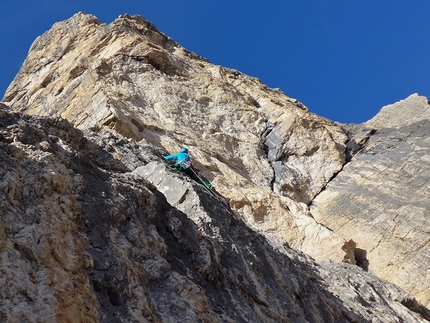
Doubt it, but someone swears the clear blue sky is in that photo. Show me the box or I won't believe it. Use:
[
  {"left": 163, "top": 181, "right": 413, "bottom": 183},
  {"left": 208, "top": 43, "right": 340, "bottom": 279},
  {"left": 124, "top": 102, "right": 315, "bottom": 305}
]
[{"left": 1, "top": 1, "right": 429, "bottom": 123}]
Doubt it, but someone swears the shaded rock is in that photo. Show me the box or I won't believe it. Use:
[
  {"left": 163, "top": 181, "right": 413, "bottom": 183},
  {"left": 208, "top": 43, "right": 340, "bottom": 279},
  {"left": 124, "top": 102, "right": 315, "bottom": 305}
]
[
  {"left": 2, "top": 12, "right": 350, "bottom": 262},
  {"left": 1, "top": 105, "right": 430, "bottom": 322},
  {"left": 2, "top": 10, "right": 430, "bottom": 321}
]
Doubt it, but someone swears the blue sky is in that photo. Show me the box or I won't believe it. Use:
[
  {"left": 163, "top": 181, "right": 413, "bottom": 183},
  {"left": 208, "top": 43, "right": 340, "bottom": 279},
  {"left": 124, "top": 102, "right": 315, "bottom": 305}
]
[{"left": 1, "top": 1, "right": 429, "bottom": 123}]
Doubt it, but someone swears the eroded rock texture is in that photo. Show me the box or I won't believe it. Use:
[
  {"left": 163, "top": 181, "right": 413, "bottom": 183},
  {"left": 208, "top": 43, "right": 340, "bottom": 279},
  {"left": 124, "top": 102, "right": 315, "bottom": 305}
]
[
  {"left": 1, "top": 104, "right": 429, "bottom": 322},
  {"left": 311, "top": 94, "right": 430, "bottom": 308},
  {"left": 3, "top": 13, "right": 351, "bottom": 264},
  {"left": 1, "top": 12, "right": 430, "bottom": 322}
]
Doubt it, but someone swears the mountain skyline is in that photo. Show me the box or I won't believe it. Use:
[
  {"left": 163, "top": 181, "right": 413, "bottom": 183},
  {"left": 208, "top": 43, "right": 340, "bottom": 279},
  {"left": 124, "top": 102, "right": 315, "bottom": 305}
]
[
  {"left": 1, "top": 11, "right": 430, "bottom": 321},
  {"left": 2, "top": 1, "right": 430, "bottom": 123}
]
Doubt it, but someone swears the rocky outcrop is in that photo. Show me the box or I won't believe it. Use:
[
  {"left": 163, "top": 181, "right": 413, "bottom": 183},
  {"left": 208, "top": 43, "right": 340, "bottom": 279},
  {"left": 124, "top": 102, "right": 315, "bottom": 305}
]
[
  {"left": 366, "top": 93, "right": 430, "bottom": 128},
  {"left": 311, "top": 93, "right": 430, "bottom": 308},
  {"left": 2, "top": 12, "right": 351, "bottom": 263},
  {"left": 1, "top": 103, "right": 430, "bottom": 322},
  {"left": 2, "top": 11, "right": 430, "bottom": 320}
]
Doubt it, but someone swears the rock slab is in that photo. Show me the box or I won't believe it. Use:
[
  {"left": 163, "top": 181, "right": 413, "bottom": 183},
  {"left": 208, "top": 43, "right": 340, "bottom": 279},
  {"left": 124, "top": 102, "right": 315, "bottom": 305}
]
[
  {"left": 2, "top": 12, "right": 351, "bottom": 263},
  {"left": 311, "top": 93, "right": 430, "bottom": 307},
  {"left": 1, "top": 104, "right": 430, "bottom": 322}
]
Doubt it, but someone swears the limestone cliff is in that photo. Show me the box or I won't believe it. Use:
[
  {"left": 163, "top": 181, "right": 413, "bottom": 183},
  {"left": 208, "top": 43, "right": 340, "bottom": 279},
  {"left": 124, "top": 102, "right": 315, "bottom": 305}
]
[
  {"left": 1, "top": 12, "right": 430, "bottom": 322},
  {"left": 311, "top": 93, "right": 430, "bottom": 308},
  {"left": 1, "top": 102, "right": 429, "bottom": 322},
  {"left": 3, "top": 12, "right": 350, "bottom": 265}
]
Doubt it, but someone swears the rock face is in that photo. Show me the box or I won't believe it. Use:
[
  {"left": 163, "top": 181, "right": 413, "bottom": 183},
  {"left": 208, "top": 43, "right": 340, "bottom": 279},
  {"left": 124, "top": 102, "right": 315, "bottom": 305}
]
[
  {"left": 3, "top": 12, "right": 351, "bottom": 264},
  {"left": 366, "top": 93, "right": 430, "bottom": 128},
  {"left": 311, "top": 93, "right": 430, "bottom": 308},
  {"left": 1, "top": 12, "right": 430, "bottom": 322},
  {"left": 1, "top": 103, "right": 430, "bottom": 322}
]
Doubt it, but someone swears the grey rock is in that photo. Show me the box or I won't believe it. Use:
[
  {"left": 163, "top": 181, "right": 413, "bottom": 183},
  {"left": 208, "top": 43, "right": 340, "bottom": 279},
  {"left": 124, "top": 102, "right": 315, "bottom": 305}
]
[
  {"left": 312, "top": 96, "right": 430, "bottom": 308},
  {"left": 1, "top": 12, "right": 350, "bottom": 264},
  {"left": 1, "top": 11, "right": 430, "bottom": 322},
  {"left": 1, "top": 104, "right": 430, "bottom": 322}
]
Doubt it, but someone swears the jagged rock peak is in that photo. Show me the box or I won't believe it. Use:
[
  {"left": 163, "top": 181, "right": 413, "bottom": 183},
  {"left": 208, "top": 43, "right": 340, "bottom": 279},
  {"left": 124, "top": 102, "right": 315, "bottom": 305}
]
[
  {"left": 3, "top": 11, "right": 430, "bottom": 319},
  {"left": 3, "top": 12, "right": 203, "bottom": 105},
  {"left": 366, "top": 93, "right": 430, "bottom": 128},
  {"left": 1, "top": 12, "right": 353, "bottom": 264}
]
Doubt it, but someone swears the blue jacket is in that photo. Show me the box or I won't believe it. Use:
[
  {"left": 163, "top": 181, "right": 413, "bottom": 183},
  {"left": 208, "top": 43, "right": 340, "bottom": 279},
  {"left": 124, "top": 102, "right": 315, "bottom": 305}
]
[{"left": 164, "top": 152, "right": 192, "bottom": 168}]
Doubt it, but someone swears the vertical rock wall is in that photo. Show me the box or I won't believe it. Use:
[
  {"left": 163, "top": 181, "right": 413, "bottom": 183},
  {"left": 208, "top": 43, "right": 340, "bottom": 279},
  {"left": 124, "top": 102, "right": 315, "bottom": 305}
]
[
  {"left": 311, "top": 94, "right": 430, "bottom": 307},
  {"left": 2, "top": 12, "right": 429, "bottom": 316},
  {"left": 1, "top": 104, "right": 429, "bottom": 322},
  {"left": 2, "top": 13, "right": 352, "bottom": 263}
]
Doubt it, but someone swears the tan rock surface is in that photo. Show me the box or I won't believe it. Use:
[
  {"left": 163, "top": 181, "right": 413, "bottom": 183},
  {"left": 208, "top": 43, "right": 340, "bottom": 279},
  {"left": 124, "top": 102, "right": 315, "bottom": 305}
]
[
  {"left": 2, "top": 103, "right": 430, "bottom": 322},
  {"left": 3, "top": 12, "right": 351, "bottom": 262},
  {"left": 3, "top": 11, "right": 430, "bottom": 316},
  {"left": 0, "top": 13, "right": 430, "bottom": 323},
  {"left": 311, "top": 94, "right": 430, "bottom": 307},
  {"left": 366, "top": 93, "right": 430, "bottom": 128}
]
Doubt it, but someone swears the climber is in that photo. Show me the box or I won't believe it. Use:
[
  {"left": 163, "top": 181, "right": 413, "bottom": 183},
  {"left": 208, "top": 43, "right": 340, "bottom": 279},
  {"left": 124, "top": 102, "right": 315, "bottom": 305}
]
[{"left": 164, "top": 147, "right": 211, "bottom": 189}]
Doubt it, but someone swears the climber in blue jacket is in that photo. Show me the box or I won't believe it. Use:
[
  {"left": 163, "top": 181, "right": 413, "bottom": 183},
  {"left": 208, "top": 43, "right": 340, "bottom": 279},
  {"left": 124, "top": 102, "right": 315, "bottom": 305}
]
[
  {"left": 164, "top": 147, "right": 193, "bottom": 170},
  {"left": 164, "top": 147, "right": 211, "bottom": 188}
]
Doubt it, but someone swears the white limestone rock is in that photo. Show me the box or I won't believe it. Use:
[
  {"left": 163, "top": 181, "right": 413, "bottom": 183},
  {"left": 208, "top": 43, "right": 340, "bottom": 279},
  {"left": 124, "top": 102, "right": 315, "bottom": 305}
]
[{"left": 2, "top": 13, "right": 350, "bottom": 263}]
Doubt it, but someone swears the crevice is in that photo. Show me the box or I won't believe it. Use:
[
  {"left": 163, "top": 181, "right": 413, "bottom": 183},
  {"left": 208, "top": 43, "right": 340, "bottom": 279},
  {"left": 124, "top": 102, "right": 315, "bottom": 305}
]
[
  {"left": 354, "top": 248, "right": 369, "bottom": 271},
  {"left": 244, "top": 94, "right": 260, "bottom": 108},
  {"left": 308, "top": 125, "right": 379, "bottom": 206},
  {"left": 307, "top": 161, "right": 347, "bottom": 207},
  {"left": 343, "top": 125, "right": 378, "bottom": 162},
  {"left": 121, "top": 51, "right": 184, "bottom": 76},
  {"left": 177, "top": 188, "right": 189, "bottom": 205},
  {"left": 260, "top": 121, "right": 276, "bottom": 191},
  {"left": 69, "top": 65, "right": 87, "bottom": 80},
  {"left": 260, "top": 122, "right": 274, "bottom": 158},
  {"left": 131, "top": 118, "right": 144, "bottom": 132}
]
